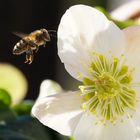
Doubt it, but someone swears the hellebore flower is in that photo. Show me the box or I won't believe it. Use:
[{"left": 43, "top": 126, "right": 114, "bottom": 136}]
[{"left": 32, "top": 5, "right": 140, "bottom": 140}]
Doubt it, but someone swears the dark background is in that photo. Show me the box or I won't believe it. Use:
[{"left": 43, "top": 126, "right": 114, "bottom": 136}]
[{"left": 0, "top": 0, "right": 108, "bottom": 100}]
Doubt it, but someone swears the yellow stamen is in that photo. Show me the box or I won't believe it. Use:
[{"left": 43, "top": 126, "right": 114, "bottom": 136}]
[{"left": 79, "top": 53, "right": 137, "bottom": 124}]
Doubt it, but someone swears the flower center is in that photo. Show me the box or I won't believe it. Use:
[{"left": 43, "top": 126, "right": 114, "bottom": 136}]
[{"left": 79, "top": 53, "right": 137, "bottom": 124}]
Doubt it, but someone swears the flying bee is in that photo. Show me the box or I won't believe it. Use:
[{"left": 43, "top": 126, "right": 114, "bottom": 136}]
[{"left": 13, "top": 28, "right": 55, "bottom": 64}]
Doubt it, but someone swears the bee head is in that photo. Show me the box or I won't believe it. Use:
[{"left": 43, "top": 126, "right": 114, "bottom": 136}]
[{"left": 40, "top": 29, "right": 51, "bottom": 42}]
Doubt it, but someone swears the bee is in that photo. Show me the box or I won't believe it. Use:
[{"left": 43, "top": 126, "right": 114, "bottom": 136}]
[{"left": 13, "top": 28, "right": 53, "bottom": 64}]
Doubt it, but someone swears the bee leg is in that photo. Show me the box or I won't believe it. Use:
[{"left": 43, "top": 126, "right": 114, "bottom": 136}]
[
  {"left": 43, "top": 43, "right": 46, "bottom": 48},
  {"left": 27, "top": 41, "right": 38, "bottom": 53},
  {"left": 25, "top": 49, "right": 34, "bottom": 64},
  {"left": 35, "top": 46, "right": 39, "bottom": 53}
]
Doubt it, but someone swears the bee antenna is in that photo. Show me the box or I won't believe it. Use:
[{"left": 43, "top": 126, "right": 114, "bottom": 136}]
[
  {"left": 48, "top": 30, "right": 56, "bottom": 33},
  {"left": 48, "top": 30, "right": 57, "bottom": 38},
  {"left": 49, "top": 33, "right": 57, "bottom": 38}
]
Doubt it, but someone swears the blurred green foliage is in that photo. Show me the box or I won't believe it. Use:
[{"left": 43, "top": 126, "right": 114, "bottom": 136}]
[
  {"left": 0, "top": 101, "right": 16, "bottom": 122},
  {"left": 13, "top": 100, "right": 34, "bottom": 116},
  {"left": 0, "top": 89, "right": 69, "bottom": 140},
  {"left": 0, "top": 89, "right": 11, "bottom": 106},
  {"left": 96, "top": 6, "right": 140, "bottom": 29}
]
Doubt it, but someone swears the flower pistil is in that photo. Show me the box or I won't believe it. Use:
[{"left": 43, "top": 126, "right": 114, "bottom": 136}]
[{"left": 79, "top": 53, "right": 137, "bottom": 124}]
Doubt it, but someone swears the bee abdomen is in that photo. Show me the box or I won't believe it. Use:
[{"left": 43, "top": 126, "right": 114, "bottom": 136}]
[{"left": 13, "top": 39, "right": 27, "bottom": 55}]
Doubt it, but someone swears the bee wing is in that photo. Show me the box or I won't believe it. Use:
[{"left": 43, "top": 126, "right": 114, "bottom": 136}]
[{"left": 13, "top": 31, "right": 28, "bottom": 38}]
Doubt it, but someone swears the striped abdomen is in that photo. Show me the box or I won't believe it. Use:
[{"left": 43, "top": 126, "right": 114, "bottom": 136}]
[{"left": 13, "top": 39, "right": 28, "bottom": 55}]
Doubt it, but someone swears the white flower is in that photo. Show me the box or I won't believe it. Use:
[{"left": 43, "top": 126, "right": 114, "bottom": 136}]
[
  {"left": 111, "top": 0, "right": 140, "bottom": 21},
  {"left": 32, "top": 5, "right": 140, "bottom": 140}
]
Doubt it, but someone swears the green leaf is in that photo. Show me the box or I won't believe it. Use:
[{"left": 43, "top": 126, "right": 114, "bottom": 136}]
[
  {"left": 0, "top": 115, "right": 69, "bottom": 140},
  {"left": 0, "top": 63, "right": 28, "bottom": 105},
  {"left": 0, "top": 116, "right": 50, "bottom": 140},
  {"left": 0, "top": 89, "right": 11, "bottom": 106},
  {"left": 0, "top": 89, "right": 16, "bottom": 122},
  {"left": 0, "top": 128, "right": 32, "bottom": 140},
  {"left": 12, "top": 100, "right": 34, "bottom": 116},
  {"left": 96, "top": 6, "right": 140, "bottom": 29},
  {"left": 0, "top": 101, "right": 16, "bottom": 122},
  {"left": 113, "top": 19, "right": 140, "bottom": 29},
  {"left": 96, "top": 6, "right": 111, "bottom": 19}
]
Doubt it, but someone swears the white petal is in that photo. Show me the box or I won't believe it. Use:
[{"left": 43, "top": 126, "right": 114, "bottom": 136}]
[
  {"left": 133, "top": 110, "right": 140, "bottom": 139},
  {"left": 58, "top": 5, "right": 125, "bottom": 81},
  {"left": 111, "top": 0, "right": 140, "bottom": 21},
  {"left": 38, "top": 80, "right": 63, "bottom": 99},
  {"left": 123, "top": 26, "right": 140, "bottom": 82},
  {"left": 32, "top": 91, "right": 83, "bottom": 135},
  {"left": 73, "top": 114, "right": 137, "bottom": 140}
]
